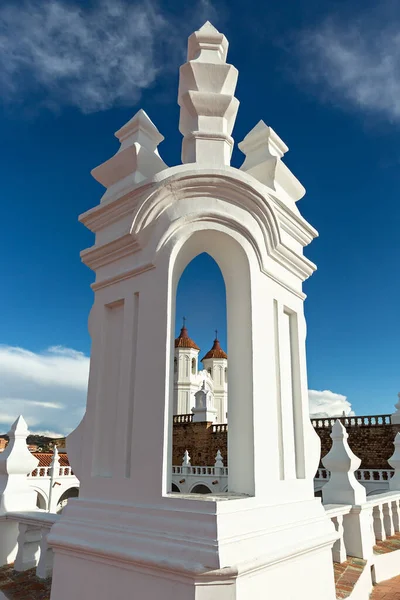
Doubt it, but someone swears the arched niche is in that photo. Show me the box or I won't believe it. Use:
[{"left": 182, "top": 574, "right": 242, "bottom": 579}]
[
  {"left": 56, "top": 487, "right": 79, "bottom": 514},
  {"left": 35, "top": 490, "right": 47, "bottom": 511},
  {"left": 190, "top": 484, "right": 212, "bottom": 494},
  {"left": 167, "top": 228, "right": 255, "bottom": 497}
]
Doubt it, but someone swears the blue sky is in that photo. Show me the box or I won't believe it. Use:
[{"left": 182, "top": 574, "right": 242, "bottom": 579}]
[{"left": 0, "top": 0, "right": 399, "bottom": 435}]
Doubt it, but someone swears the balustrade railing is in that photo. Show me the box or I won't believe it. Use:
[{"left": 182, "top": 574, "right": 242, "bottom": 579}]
[
  {"left": 173, "top": 414, "right": 193, "bottom": 424},
  {"left": 212, "top": 424, "right": 228, "bottom": 433},
  {"left": 324, "top": 504, "right": 352, "bottom": 563},
  {"left": 7, "top": 511, "right": 59, "bottom": 579},
  {"left": 316, "top": 468, "right": 394, "bottom": 482},
  {"left": 311, "top": 414, "right": 392, "bottom": 428},
  {"left": 173, "top": 465, "right": 228, "bottom": 476},
  {"left": 368, "top": 492, "right": 400, "bottom": 543},
  {"left": 29, "top": 466, "right": 73, "bottom": 478}
]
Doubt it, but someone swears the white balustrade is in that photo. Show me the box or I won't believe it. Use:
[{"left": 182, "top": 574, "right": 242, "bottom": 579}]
[
  {"left": 324, "top": 504, "right": 352, "bottom": 563},
  {"left": 172, "top": 465, "right": 229, "bottom": 477},
  {"left": 368, "top": 494, "right": 400, "bottom": 542},
  {"left": 28, "top": 465, "right": 74, "bottom": 478},
  {"left": 7, "top": 511, "right": 59, "bottom": 579}
]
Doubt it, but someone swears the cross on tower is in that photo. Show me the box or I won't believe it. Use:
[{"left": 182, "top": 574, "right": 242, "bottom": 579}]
[
  {"left": 215, "top": 329, "right": 218, "bottom": 340},
  {"left": 183, "top": 316, "right": 186, "bottom": 327}
]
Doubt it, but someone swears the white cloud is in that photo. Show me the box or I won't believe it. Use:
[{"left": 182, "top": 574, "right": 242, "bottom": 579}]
[
  {"left": 0, "top": 345, "right": 89, "bottom": 436},
  {"left": 309, "top": 389, "right": 354, "bottom": 418},
  {"left": 297, "top": 14, "right": 400, "bottom": 122},
  {"left": 0, "top": 0, "right": 217, "bottom": 113}
]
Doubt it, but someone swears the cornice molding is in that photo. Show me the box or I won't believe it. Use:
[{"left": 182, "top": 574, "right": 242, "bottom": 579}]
[
  {"left": 91, "top": 263, "right": 155, "bottom": 292},
  {"left": 81, "top": 234, "right": 141, "bottom": 270},
  {"left": 80, "top": 167, "right": 317, "bottom": 283}
]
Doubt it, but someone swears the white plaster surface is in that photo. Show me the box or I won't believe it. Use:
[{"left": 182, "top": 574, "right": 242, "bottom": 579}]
[{"left": 48, "top": 21, "right": 337, "bottom": 600}]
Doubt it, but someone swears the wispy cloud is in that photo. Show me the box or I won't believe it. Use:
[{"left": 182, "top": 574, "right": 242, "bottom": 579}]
[
  {"left": 0, "top": 0, "right": 217, "bottom": 114},
  {"left": 0, "top": 345, "right": 89, "bottom": 436},
  {"left": 297, "top": 12, "right": 400, "bottom": 122},
  {"left": 309, "top": 389, "right": 354, "bottom": 418}
]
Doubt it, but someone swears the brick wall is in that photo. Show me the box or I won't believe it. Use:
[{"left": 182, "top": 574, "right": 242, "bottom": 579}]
[
  {"left": 173, "top": 421, "right": 227, "bottom": 466},
  {"left": 173, "top": 420, "right": 400, "bottom": 469},
  {"left": 317, "top": 423, "right": 400, "bottom": 469}
]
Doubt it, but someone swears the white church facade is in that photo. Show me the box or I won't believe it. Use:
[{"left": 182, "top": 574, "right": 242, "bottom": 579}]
[{"left": 174, "top": 322, "right": 228, "bottom": 423}]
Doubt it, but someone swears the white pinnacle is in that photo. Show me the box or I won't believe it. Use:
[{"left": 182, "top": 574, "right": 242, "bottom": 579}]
[{"left": 178, "top": 22, "right": 239, "bottom": 167}]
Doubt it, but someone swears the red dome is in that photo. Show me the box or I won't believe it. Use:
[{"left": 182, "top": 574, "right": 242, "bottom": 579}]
[
  {"left": 201, "top": 338, "right": 227, "bottom": 361},
  {"left": 175, "top": 326, "right": 200, "bottom": 350}
]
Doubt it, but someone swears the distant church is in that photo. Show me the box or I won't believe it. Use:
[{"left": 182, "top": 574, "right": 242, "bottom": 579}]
[{"left": 174, "top": 321, "right": 228, "bottom": 423}]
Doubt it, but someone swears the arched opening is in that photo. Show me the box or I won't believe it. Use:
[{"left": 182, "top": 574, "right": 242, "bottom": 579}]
[
  {"left": 172, "top": 252, "right": 227, "bottom": 495},
  {"left": 171, "top": 483, "right": 180, "bottom": 492},
  {"left": 36, "top": 491, "right": 47, "bottom": 510},
  {"left": 191, "top": 484, "right": 212, "bottom": 494},
  {"left": 56, "top": 487, "right": 79, "bottom": 514},
  {"left": 168, "top": 229, "right": 254, "bottom": 498}
]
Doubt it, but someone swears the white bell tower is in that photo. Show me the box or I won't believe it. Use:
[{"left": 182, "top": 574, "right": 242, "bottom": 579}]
[
  {"left": 174, "top": 319, "right": 200, "bottom": 414},
  {"left": 49, "top": 21, "right": 336, "bottom": 600},
  {"left": 201, "top": 333, "right": 228, "bottom": 423}
]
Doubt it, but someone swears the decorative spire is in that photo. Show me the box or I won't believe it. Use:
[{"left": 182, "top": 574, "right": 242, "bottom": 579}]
[
  {"left": 178, "top": 22, "right": 239, "bottom": 167},
  {"left": 214, "top": 450, "right": 224, "bottom": 468},
  {"left": 321, "top": 420, "right": 366, "bottom": 505},
  {"left": 91, "top": 109, "right": 168, "bottom": 194},
  {"left": 0, "top": 416, "right": 39, "bottom": 514},
  {"left": 238, "top": 120, "right": 305, "bottom": 202},
  {"left": 182, "top": 450, "right": 191, "bottom": 467}
]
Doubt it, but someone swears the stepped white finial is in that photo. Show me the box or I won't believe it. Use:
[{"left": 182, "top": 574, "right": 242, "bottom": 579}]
[
  {"left": 178, "top": 22, "right": 239, "bottom": 167},
  {"left": 182, "top": 450, "right": 191, "bottom": 467},
  {"left": 239, "top": 120, "right": 305, "bottom": 202},
  {"left": 91, "top": 109, "right": 167, "bottom": 196},
  {"left": 0, "top": 416, "right": 39, "bottom": 514},
  {"left": 214, "top": 449, "right": 224, "bottom": 468},
  {"left": 50, "top": 444, "right": 60, "bottom": 468},
  {"left": 321, "top": 420, "right": 366, "bottom": 505},
  {"left": 392, "top": 392, "right": 400, "bottom": 424}
]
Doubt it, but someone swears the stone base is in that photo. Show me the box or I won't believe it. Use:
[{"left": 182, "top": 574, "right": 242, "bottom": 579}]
[
  {"left": 50, "top": 545, "right": 335, "bottom": 600},
  {"left": 48, "top": 494, "right": 337, "bottom": 600}
]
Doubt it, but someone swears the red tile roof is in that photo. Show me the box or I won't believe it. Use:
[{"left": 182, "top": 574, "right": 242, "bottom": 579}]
[
  {"left": 175, "top": 326, "right": 200, "bottom": 350},
  {"left": 32, "top": 452, "right": 70, "bottom": 467},
  {"left": 201, "top": 338, "right": 227, "bottom": 361}
]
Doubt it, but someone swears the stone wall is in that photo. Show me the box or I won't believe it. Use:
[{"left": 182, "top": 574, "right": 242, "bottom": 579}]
[
  {"left": 172, "top": 421, "right": 227, "bottom": 466},
  {"left": 316, "top": 423, "right": 400, "bottom": 469},
  {"left": 172, "top": 420, "right": 400, "bottom": 469}
]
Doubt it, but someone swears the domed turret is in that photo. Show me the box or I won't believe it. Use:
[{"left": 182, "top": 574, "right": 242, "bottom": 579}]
[
  {"left": 173, "top": 319, "right": 200, "bottom": 415},
  {"left": 201, "top": 332, "right": 228, "bottom": 423}
]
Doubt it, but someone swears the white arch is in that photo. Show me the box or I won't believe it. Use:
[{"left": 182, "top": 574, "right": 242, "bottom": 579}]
[
  {"left": 189, "top": 482, "right": 212, "bottom": 494},
  {"left": 167, "top": 228, "right": 255, "bottom": 496},
  {"left": 33, "top": 488, "right": 48, "bottom": 510}
]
